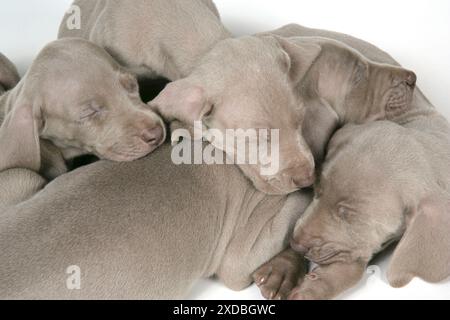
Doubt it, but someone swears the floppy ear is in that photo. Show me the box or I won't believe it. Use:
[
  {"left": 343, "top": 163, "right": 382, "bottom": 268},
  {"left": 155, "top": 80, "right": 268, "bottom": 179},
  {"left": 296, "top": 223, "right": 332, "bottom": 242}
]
[
  {"left": 272, "top": 36, "right": 322, "bottom": 85},
  {"left": 148, "top": 80, "right": 212, "bottom": 125},
  {"left": 387, "top": 197, "right": 450, "bottom": 288},
  {"left": 0, "top": 101, "right": 41, "bottom": 172}
]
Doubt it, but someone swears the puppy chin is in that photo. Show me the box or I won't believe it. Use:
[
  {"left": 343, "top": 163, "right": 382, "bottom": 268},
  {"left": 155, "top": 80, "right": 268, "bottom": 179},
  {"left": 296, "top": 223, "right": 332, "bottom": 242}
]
[
  {"left": 98, "top": 144, "right": 157, "bottom": 162},
  {"left": 251, "top": 175, "right": 299, "bottom": 195}
]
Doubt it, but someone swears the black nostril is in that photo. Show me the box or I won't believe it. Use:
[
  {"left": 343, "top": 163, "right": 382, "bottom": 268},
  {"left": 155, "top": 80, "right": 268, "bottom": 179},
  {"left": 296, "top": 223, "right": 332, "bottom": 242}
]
[
  {"left": 141, "top": 126, "right": 164, "bottom": 145},
  {"left": 290, "top": 238, "right": 308, "bottom": 254}
]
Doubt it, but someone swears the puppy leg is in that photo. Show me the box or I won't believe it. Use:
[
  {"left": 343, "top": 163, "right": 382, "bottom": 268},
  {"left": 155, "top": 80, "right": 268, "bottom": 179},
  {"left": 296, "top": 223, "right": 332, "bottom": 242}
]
[
  {"left": 253, "top": 248, "right": 307, "bottom": 300},
  {"left": 289, "top": 262, "right": 366, "bottom": 300},
  {"left": 0, "top": 169, "right": 46, "bottom": 210}
]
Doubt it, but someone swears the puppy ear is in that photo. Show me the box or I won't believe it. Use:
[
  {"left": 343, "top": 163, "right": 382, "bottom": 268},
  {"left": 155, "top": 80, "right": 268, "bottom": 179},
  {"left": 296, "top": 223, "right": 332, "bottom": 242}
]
[
  {"left": 148, "top": 80, "right": 212, "bottom": 125},
  {"left": 0, "top": 100, "right": 42, "bottom": 172},
  {"left": 272, "top": 36, "right": 322, "bottom": 84},
  {"left": 387, "top": 198, "right": 450, "bottom": 288}
]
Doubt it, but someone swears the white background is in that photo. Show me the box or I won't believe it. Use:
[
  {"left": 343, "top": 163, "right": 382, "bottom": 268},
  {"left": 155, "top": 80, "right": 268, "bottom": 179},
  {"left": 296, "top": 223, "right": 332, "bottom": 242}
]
[{"left": 1, "top": 0, "right": 449, "bottom": 300}]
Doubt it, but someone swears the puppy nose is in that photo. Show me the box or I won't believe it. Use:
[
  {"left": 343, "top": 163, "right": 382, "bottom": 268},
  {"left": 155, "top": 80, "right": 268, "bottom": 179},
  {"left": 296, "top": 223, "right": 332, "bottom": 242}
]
[
  {"left": 283, "top": 162, "right": 315, "bottom": 189},
  {"left": 292, "top": 173, "right": 315, "bottom": 188},
  {"left": 141, "top": 126, "right": 164, "bottom": 146},
  {"left": 292, "top": 168, "right": 315, "bottom": 188},
  {"left": 290, "top": 238, "right": 309, "bottom": 254}
]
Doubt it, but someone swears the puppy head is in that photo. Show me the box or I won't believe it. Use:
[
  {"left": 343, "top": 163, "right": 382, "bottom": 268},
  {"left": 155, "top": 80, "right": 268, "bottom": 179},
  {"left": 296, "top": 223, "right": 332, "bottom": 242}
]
[
  {"left": 26, "top": 39, "right": 166, "bottom": 162},
  {"left": 291, "top": 123, "right": 416, "bottom": 264},
  {"left": 150, "top": 36, "right": 322, "bottom": 194}
]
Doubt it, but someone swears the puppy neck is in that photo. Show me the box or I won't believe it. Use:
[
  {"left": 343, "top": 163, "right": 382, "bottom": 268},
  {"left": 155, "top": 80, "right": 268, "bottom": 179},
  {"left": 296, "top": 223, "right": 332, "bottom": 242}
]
[{"left": 163, "top": 26, "right": 231, "bottom": 80}]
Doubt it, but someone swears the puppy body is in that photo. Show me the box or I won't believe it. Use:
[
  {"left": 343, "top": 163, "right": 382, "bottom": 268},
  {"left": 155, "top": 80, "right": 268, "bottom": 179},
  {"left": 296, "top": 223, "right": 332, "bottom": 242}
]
[
  {"left": 58, "top": 0, "right": 231, "bottom": 80},
  {"left": 0, "top": 143, "right": 312, "bottom": 299},
  {"left": 285, "top": 118, "right": 450, "bottom": 300}
]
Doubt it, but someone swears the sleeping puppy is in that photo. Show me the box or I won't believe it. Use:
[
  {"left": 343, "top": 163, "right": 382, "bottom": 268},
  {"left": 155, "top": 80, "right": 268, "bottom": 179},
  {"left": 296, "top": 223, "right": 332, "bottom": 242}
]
[
  {"left": 0, "top": 39, "right": 165, "bottom": 206},
  {"left": 0, "top": 142, "right": 312, "bottom": 299},
  {"left": 258, "top": 119, "right": 450, "bottom": 300}
]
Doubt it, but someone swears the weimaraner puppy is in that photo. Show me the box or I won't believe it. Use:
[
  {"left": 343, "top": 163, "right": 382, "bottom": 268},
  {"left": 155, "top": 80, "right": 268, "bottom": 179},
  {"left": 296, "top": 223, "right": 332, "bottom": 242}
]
[
  {"left": 58, "top": 0, "right": 230, "bottom": 81},
  {"left": 0, "top": 53, "right": 20, "bottom": 95},
  {"left": 253, "top": 24, "right": 446, "bottom": 300},
  {"left": 0, "top": 39, "right": 165, "bottom": 208},
  {"left": 271, "top": 120, "right": 450, "bottom": 300},
  {"left": 0, "top": 142, "right": 312, "bottom": 299}
]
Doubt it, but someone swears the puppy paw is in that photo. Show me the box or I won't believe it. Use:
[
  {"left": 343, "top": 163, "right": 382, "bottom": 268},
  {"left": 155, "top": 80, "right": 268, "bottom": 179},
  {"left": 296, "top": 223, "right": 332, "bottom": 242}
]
[
  {"left": 287, "top": 273, "right": 323, "bottom": 300},
  {"left": 252, "top": 249, "right": 307, "bottom": 300}
]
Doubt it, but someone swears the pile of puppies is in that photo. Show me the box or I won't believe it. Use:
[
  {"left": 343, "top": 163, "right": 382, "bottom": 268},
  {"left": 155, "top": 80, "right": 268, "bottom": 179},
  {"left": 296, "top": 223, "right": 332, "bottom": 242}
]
[{"left": 0, "top": 0, "right": 448, "bottom": 300}]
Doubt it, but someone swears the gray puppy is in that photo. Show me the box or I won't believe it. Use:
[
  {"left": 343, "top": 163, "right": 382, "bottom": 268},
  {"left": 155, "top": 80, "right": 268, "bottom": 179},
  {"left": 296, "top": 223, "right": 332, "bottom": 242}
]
[
  {"left": 0, "top": 39, "right": 165, "bottom": 208},
  {"left": 0, "top": 142, "right": 312, "bottom": 299},
  {"left": 0, "top": 39, "right": 165, "bottom": 175},
  {"left": 58, "top": 0, "right": 230, "bottom": 81},
  {"left": 254, "top": 24, "right": 448, "bottom": 300},
  {"left": 287, "top": 120, "right": 449, "bottom": 300}
]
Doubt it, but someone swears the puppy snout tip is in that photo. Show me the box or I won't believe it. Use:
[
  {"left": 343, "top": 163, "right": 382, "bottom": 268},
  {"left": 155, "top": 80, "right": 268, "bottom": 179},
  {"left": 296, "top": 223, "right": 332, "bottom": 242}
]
[
  {"left": 292, "top": 174, "right": 315, "bottom": 188},
  {"left": 141, "top": 125, "right": 164, "bottom": 146},
  {"left": 291, "top": 168, "right": 315, "bottom": 188}
]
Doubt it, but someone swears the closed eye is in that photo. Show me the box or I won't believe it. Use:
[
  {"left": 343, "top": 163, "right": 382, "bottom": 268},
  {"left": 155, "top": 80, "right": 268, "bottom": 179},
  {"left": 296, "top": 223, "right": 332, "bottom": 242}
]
[
  {"left": 336, "top": 202, "right": 357, "bottom": 220},
  {"left": 203, "top": 104, "right": 215, "bottom": 118},
  {"left": 80, "top": 105, "right": 102, "bottom": 121}
]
